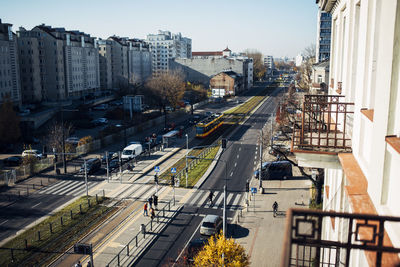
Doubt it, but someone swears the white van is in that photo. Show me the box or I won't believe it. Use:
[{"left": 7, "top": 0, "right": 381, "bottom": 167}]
[{"left": 121, "top": 144, "right": 143, "bottom": 160}]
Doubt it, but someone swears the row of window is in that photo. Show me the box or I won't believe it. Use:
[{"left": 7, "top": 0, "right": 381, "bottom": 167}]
[
  {"left": 0, "top": 80, "right": 12, "bottom": 88},
  {"left": 0, "top": 58, "right": 11, "bottom": 65},
  {"left": 0, "top": 69, "right": 11, "bottom": 76}
]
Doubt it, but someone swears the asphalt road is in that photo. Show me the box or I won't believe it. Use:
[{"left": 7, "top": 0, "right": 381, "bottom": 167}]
[{"left": 133, "top": 83, "right": 282, "bottom": 266}]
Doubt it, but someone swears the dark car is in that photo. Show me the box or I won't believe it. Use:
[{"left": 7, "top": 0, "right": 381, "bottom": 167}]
[
  {"left": 101, "top": 152, "right": 117, "bottom": 164},
  {"left": 80, "top": 158, "right": 101, "bottom": 175},
  {"left": 184, "top": 238, "right": 207, "bottom": 265},
  {"left": 107, "top": 159, "right": 120, "bottom": 171},
  {"left": 254, "top": 160, "right": 293, "bottom": 180},
  {"left": 3, "top": 156, "right": 23, "bottom": 167}
]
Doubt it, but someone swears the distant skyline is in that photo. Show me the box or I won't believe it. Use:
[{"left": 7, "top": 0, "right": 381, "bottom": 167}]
[{"left": 1, "top": 0, "right": 318, "bottom": 58}]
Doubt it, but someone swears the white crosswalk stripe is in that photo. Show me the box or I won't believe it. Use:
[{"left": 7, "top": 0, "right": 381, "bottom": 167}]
[
  {"left": 213, "top": 192, "right": 224, "bottom": 209},
  {"left": 37, "top": 180, "right": 96, "bottom": 196},
  {"left": 186, "top": 190, "right": 243, "bottom": 210}
]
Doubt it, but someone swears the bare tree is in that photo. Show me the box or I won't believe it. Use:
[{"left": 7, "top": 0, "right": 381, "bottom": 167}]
[
  {"left": 46, "top": 121, "right": 74, "bottom": 160},
  {"left": 145, "top": 70, "right": 186, "bottom": 128},
  {"left": 298, "top": 44, "right": 316, "bottom": 91},
  {"left": 185, "top": 82, "right": 207, "bottom": 114},
  {"left": 243, "top": 49, "right": 266, "bottom": 81}
]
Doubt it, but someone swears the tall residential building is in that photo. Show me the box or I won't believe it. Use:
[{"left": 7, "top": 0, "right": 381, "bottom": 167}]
[
  {"left": 127, "top": 39, "right": 152, "bottom": 84},
  {"left": 315, "top": 9, "right": 331, "bottom": 63},
  {"left": 146, "top": 30, "right": 191, "bottom": 73},
  {"left": 263, "top": 55, "right": 274, "bottom": 69},
  {"left": 17, "top": 25, "right": 100, "bottom": 101},
  {"left": 290, "top": 0, "right": 400, "bottom": 265},
  {"left": 97, "top": 37, "right": 152, "bottom": 89},
  {"left": 0, "top": 19, "right": 21, "bottom": 106}
]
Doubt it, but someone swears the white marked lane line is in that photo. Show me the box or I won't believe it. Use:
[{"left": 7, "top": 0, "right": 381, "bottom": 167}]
[
  {"left": 0, "top": 220, "right": 9, "bottom": 226},
  {"left": 234, "top": 162, "right": 237, "bottom": 167},
  {"left": 32, "top": 202, "right": 41, "bottom": 208},
  {"left": 230, "top": 172, "right": 233, "bottom": 177}
]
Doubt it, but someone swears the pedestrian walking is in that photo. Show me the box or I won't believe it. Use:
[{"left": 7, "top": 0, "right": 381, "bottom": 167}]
[
  {"left": 148, "top": 196, "right": 153, "bottom": 209},
  {"left": 87, "top": 261, "right": 92, "bottom": 267},
  {"left": 75, "top": 261, "right": 82, "bottom": 267},
  {"left": 208, "top": 191, "right": 214, "bottom": 206},
  {"left": 150, "top": 208, "right": 155, "bottom": 221},
  {"left": 153, "top": 194, "right": 158, "bottom": 210},
  {"left": 143, "top": 202, "right": 148, "bottom": 216}
]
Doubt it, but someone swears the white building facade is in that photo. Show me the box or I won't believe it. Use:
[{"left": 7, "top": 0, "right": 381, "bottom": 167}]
[
  {"left": 314, "top": 0, "right": 400, "bottom": 265},
  {"left": 146, "top": 30, "right": 191, "bottom": 73}
]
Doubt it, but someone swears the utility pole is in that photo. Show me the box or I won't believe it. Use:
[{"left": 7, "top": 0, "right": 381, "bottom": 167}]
[
  {"left": 222, "top": 138, "right": 227, "bottom": 237},
  {"left": 185, "top": 134, "right": 188, "bottom": 188},
  {"left": 61, "top": 108, "right": 67, "bottom": 174},
  {"left": 105, "top": 151, "right": 109, "bottom": 182},
  {"left": 84, "top": 159, "right": 88, "bottom": 197},
  {"left": 259, "top": 129, "right": 263, "bottom": 190}
]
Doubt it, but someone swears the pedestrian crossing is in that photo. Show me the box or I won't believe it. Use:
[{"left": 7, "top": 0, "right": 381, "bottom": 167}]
[
  {"left": 37, "top": 180, "right": 97, "bottom": 196},
  {"left": 186, "top": 190, "right": 243, "bottom": 210}
]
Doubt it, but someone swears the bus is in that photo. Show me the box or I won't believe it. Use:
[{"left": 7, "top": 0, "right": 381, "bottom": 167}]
[{"left": 195, "top": 113, "right": 224, "bottom": 138}]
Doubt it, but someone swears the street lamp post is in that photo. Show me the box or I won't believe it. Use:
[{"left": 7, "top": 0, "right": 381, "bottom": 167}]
[{"left": 185, "top": 134, "right": 188, "bottom": 188}]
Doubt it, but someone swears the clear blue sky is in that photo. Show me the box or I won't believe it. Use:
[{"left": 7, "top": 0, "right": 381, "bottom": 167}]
[{"left": 1, "top": 0, "right": 318, "bottom": 58}]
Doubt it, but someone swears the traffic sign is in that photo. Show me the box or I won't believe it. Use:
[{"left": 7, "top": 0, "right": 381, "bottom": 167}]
[
  {"left": 251, "top": 187, "right": 257, "bottom": 194},
  {"left": 154, "top": 166, "right": 160, "bottom": 173},
  {"left": 171, "top": 167, "right": 177, "bottom": 173}
]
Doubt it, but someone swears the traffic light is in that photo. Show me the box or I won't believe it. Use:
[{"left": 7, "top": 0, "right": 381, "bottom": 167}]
[
  {"left": 221, "top": 138, "right": 227, "bottom": 149},
  {"left": 171, "top": 175, "right": 175, "bottom": 186},
  {"left": 246, "top": 180, "right": 249, "bottom": 192},
  {"left": 154, "top": 174, "right": 158, "bottom": 184}
]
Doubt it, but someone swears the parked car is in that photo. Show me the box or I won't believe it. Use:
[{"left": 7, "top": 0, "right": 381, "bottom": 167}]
[
  {"left": 107, "top": 159, "right": 120, "bottom": 171},
  {"left": 121, "top": 144, "right": 143, "bottom": 160},
  {"left": 3, "top": 156, "right": 23, "bottom": 167},
  {"left": 79, "top": 158, "right": 101, "bottom": 175},
  {"left": 93, "top": 104, "right": 109, "bottom": 110},
  {"left": 65, "top": 136, "right": 80, "bottom": 145},
  {"left": 22, "top": 149, "right": 43, "bottom": 159},
  {"left": 91, "top": 118, "right": 108, "bottom": 126},
  {"left": 254, "top": 160, "right": 293, "bottom": 180},
  {"left": 200, "top": 215, "right": 222, "bottom": 236},
  {"left": 101, "top": 152, "right": 117, "bottom": 164}
]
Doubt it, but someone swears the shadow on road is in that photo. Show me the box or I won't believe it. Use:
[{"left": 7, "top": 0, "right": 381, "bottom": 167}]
[{"left": 229, "top": 223, "right": 249, "bottom": 238}]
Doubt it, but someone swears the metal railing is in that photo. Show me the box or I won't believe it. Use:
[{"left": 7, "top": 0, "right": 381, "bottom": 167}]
[
  {"left": 106, "top": 199, "right": 177, "bottom": 267},
  {"left": 281, "top": 209, "right": 400, "bottom": 267},
  {"left": 292, "top": 95, "right": 354, "bottom": 153}
]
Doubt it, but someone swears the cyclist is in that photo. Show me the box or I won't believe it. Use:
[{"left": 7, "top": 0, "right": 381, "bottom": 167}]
[{"left": 272, "top": 201, "right": 278, "bottom": 217}]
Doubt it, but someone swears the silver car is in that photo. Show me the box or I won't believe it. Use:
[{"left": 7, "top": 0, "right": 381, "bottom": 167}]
[{"left": 200, "top": 215, "right": 222, "bottom": 236}]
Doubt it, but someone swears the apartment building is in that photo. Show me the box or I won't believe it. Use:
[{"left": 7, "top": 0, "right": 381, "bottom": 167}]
[
  {"left": 146, "top": 30, "right": 191, "bottom": 73},
  {"left": 0, "top": 19, "right": 21, "bottom": 107},
  {"left": 127, "top": 39, "right": 152, "bottom": 84},
  {"left": 97, "top": 37, "right": 152, "bottom": 89},
  {"left": 316, "top": 9, "right": 332, "bottom": 63},
  {"left": 289, "top": 0, "right": 400, "bottom": 265},
  {"left": 17, "top": 25, "right": 100, "bottom": 101},
  {"left": 263, "top": 55, "right": 274, "bottom": 69}
]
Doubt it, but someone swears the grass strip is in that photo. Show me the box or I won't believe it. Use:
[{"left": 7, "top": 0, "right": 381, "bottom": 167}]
[
  {"left": 158, "top": 146, "right": 220, "bottom": 187},
  {"left": 0, "top": 195, "right": 116, "bottom": 266}
]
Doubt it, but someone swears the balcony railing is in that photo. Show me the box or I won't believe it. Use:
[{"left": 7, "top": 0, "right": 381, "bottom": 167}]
[
  {"left": 281, "top": 209, "right": 400, "bottom": 267},
  {"left": 292, "top": 95, "right": 354, "bottom": 154}
]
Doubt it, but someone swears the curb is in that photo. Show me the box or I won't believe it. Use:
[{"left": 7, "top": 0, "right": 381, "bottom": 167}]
[{"left": 192, "top": 147, "right": 223, "bottom": 189}]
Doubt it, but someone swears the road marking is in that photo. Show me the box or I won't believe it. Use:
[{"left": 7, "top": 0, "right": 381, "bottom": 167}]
[
  {"left": 239, "top": 147, "right": 242, "bottom": 151},
  {"left": 187, "top": 190, "right": 203, "bottom": 205},
  {"left": 213, "top": 193, "right": 224, "bottom": 209},
  {"left": 237, "top": 155, "right": 239, "bottom": 159},
  {"left": 234, "top": 162, "right": 237, "bottom": 167},
  {"left": 32, "top": 202, "right": 41, "bottom": 208},
  {"left": 0, "top": 220, "right": 9, "bottom": 225},
  {"left": 174, "top": 220, "right": 203, "bottom": 266},
  {"left": 232, "top": 194, "right": 242, "bottom": 207},
  {"left": 230, "top": 172, "right": 233, "bottom": 177}
]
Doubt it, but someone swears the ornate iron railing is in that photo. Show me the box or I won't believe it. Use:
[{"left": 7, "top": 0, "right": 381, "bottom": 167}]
[
  {"left": 281, "top": 209, "right": 400, "bottom": 267},
  {"left": 292, "top": 95, "right": 354, "bottom": 153}
]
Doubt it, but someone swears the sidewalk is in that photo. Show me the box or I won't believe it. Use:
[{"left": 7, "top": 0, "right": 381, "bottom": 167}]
[{"left": 234, "top": 179, "right": 311, "bottom": 267}]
